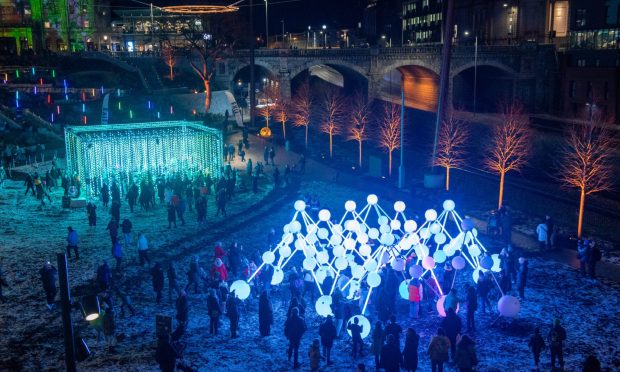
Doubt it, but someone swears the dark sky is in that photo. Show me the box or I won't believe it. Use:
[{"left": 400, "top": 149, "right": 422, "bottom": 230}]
[{"left": 112, "top": 0, "right": 365, "bottom": 34}]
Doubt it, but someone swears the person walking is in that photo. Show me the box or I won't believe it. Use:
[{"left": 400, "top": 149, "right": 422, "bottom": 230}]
[
  {"left": 101, "top": 291, "right": 117, "bottom": 353},
  {"left": 402, "top": 328, "right": 420, "bottom": 372},
  {"left": 66, "top": 226, "right": 79, "bottom": 260},
  {"left": 588, "top": 240, "right": 602, "bottom": 280},
  {"left": 114, "top": 285, "right": 136, "bottom": 317},
  {"left": 370, "top": 321, "right": 385, "bottom": 370},
  {"left": 101, "top": 184, "right": 110, "bottom": 207},
  {"left": 441, "top": 307, "right": 462, "bottom": 361},
  {"left": 548, "top": 318, "right": 567, "bottom": 371},
  {"left": 536, "top": 220, "right": 548, "bottom": 252},
  {"left": 167, "top": 263, "right": 180, "bottom": 302},
  {"left": 207, "top": 288, "right": 221, "bottom": 335},
  {"left": 476, "top": 273, "right": 492, "bottom": 315},
  {"left": 577, "top": 239, "right": 590, "bottom": 277},
  {"left": 319, "top": 316, "right": 337, "bottom": 365},
  {"left": 545, "top": 215, "right": 555, "bottom": 250},
  {"left": 227, "top": 291, "right": 240, "bottom": 338},
  {"left": 331, "top": 292, "right": 345, "bottom": 337},
  {"left": 284, "top": 306, "right": 306, "bottom": 368},
  {"left": 86, "top": 201, "right": 97, "bottom": 227},
  {"left": 528, "top": 327, "right": 546, "bottom": 371},
  {"left": 216, "top": 188, "right": 227, "bottom": 216},
  {"left": 175, "top": 290, "right": 189, "bottom": 331},
  {"left": 384, "top": 316, "right": 403, "bottom": 346},
  {"left": 137, "top": 232, "right": 151, "bottom": 267},
  {"left": 517, "top": 257, "right": 528, "bottom": 299},
  {"left": 428, "top": 328, "right": 450, "bottom": 372},
  {"left": 106, "top": 219, "right": 119, "bottom": 246},
  {"left": 454, "top": 334, "right": 478, "bottom": 372},
  {"left": 263, "top": 146, "right": 269, "bottom": 165},
  {"left": 167, "top": 204, "right": 177, "bottom": 228},
  {"left": 348, "top": 316, "right": 364, "bottom": 358},
  {"left": 151, "top": 262, "right": 165, "bottom": 304},
  {"left": 97, "top": 260, "right": 112, "bottom": 291},
  {"left": 39, "top": 261, "right": 57, "bottom": 311},
  {"left": 112, "top": 238, "right": 123, "bottom": 272},
  {"left": 380, "top": 334, "right": 402, "bottom": 372},
  {"left": 24, "top": 173, "right": 35, "bottom": 196},
  {"left": 126, "top": 183, "right": 138, "bottom": 213},
  {"left": 121, "top": 218, "right": 132, "bottom": 250},
  {"left": 110, "top": 201, "right": 120, "bottom": 223},
  {"left": 464, "top": 283, "right": 477, "bottom": 333},
  {"left": 258, "top": 290, "right": 273, "bottom": 336},
  {"left": 308, "top": 339, "right": 321, "bottom": 372},
  {"left": 408, "top": 278, "right": 423, "bottom": 319}
]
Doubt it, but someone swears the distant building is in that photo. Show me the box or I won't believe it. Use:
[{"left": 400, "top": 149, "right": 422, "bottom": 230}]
[{"left": 363, "top": 0, "right": 403, "bottom": 46}]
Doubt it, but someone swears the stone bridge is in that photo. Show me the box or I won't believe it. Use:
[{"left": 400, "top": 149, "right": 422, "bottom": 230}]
[{"left": 214, "top": 44, "right": 557, "bottom": 112}]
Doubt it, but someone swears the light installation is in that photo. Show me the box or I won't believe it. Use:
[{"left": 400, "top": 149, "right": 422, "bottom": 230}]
[
  {"left": 231, "top": 195, "right": 518, "bottom": 338},
  {"left": 65, "top": 121, "right": 223, "bottom": 196}
]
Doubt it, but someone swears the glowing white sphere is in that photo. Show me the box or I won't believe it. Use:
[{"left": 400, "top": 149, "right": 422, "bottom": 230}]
[
  {"left": 467, "top": 244, "right": 481, "bottom": 257},
  {"left": 379, "top": 251, "right": 391, "bottom": 265},
  {"left": 451, "top": 256, "right": 466, "bottom": 270},
  {"left": 379, "top": 224, "right": 391, "bottom": 234},
  {"left": 433, "top": 250, "right": 447, "bottom": 264},
  {"left": 380, "top": 233, "right": 395, "bottom": 246},
  {"left": 262, "top": 251, "right": 275, "bottom": 264},
  {"left": 422, "top": 256, "right": 436, "bottom": 270},
  {"left": 284, "top": 234, "right": 295, "bottom": 245},
  {"left": 344, "top": 238, "right": 356, "bottom": 250},
  {"left": 335, "top": 257, "right": 349, "bottom": 271},
  {"left": 434, "top": 232, "right": 447, "bottom": 245},
  {"left": 346, "top": 253, "right": 355, "bottom": 263},
  {"left": 271, "top": 268, "right": 284, "bottom": 285},
  {"left": 331, "top": 245, "right": 344, "bottom": 258},
  {"left": 390, "top": 219, "right": 402, "bottom": 231},
  {"left": 472, "top": 269, "right": 481, "bottom": 283},
  {"left": 399, "top": 280, "right": 409, "bottom": 300},
  {"left": 363, "top": 259, "right": 378, "bottom": 272},
  {"left": 425, "top": 209, "right": 438, "bottom": 221},
  {"left": 472, "top": 228, "right": 478, "bottom": 237},
  {"left": 294, "top": 200, "right": 306, "bottom": 211},
  {"left": 442, "top": 200, "right": 456, "bottom": 211},
  {"left": 429, "top": 223, "right": 442, "bottom": 235},
  {"left": 316, "top": 250, "right": 329, "bottom": 264},
  {"left": 290, "top": 221, "right": 302, "bottom": 234},
  {"left": 357, "top": 233, "right": 369, "bottom": 245},
  {"left": 345, "top": 219, "right": 359, "bottom": 232},
  {"left": 368, "top": 228, "right": 380, "bottom": 240},
  {"left": 332, "top": 225, "right": 343, "bottom": 235},
  {"left": 303, "top": 245, "right": 316, "bottom": 258},
  {"left": 399, "top": 238, "right": 412, "bottom": 251},
  {"left": 315, "top": 267, "right": 327, "bottom": 284},
  {"left": 347, "top": 315, "right": 371, "bottom": 339},
  {"left": 419, "top": 228, "right": 431, "bottom": 239},
  {"left": 394, "top": 201, "right": 406, "bottom": 213},
  {"left": 409, "top": 264, "right": 424, "bottom": 278},
  {"left": 491, "top": 254, "right": 502, "bottom": 273},
  {"left": 414, "top": 244, "right": 429, "bottom": 258},
  {"left": 443, "top": 244, "right": 456, "bottom": 257},
  {"left": 303, "top": 258, "right": 316, "bottom": 271},
  {"left": 367, "top": 194, "right": 378, "bottom": 205},
  {"left": 344, "top": 200, "right": 357, "bottom": 212},
  {"left": 366, "top": 272, "right": 381, "bottom": 288},
  {"left": 283, "top": 224, "right": 290, "bottom": 234},
  {"left": 315, "top": 295, "right": 333, "bottom": 317},
  {"left": 391, "top": 257, "right": 406, "bottom": 271},
  {"left": 317, "top": 228, "right": 329, "bottom": 240},
  {"left": 480, "top": 256, "right": 494, "bottom": 270},
  {"left": 436, "top": 295, "right": 460, "bottom": 317},
  {"left": 360, "top": 244, "right": 372, "bottom": 257},
  {"left": 351, "top": 265, "right": 366, "bottom": 279},
  {"left": 330, "top": 234, "right": 343, "bottom": 246},
  {"left": 498, "top": 295, "right": 521, "bottom": 317},
  {"left": 404, "top": 220, "right": 417, "bottom": 233},
  {"left": 318, "top": 209, "right": 331, "bottom": 221},
  {"left": 307, "top": 224, "right": 318, "bottom": 234},
  {"left": 460, "top": 218, "right": 475, "bottom": 231},
  {"left": 378, "top": 216, "right": 389, "bottom": 226},
  {"left": 279, "top": 245, "right": 292, "bottom": 258},
  {"left": 294, "top": 238, "right": 306, "bottom": 251},
  {"left": 230, "top": 280, "right": 251, "bottom": 300}
]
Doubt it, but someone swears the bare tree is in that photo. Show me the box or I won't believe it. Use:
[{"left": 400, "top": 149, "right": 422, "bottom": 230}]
[
  {"left": 275, "top": 100, "right": 289, "bottom": 140},
  {"left": 320, "top": 88, "right": 346, "bottom": 159},
  {"left": 556, "top": 118, "right": 615, "bottom": 238},
  {"left": 291, "top": 81, "right": 313, "bottom": 149},
  {"left": 483, "top": 102, "right": 531, "bottom": 209},
  {"left": 348, "top": 92, "right": 371, "bottom": 168},
  {"left": 377, "top": 103, "right": 401, "bottom": 176},
  {"left": 259, "top": 84, "right": 280, "bottom": 128},
  {"left": 161, "top": 45, "right": 176, "bottom": 81},
  {"left": 433, "top": 114, "right": 470, "bottom": 191}
]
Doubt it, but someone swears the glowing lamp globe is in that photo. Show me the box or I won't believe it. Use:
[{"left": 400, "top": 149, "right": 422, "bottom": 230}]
[
  {"left": 316, "top": 250, "right": 329, "bottom": 264},
  {"left": 409, "top": 264, "right": 424, "bottom": 279},
  {"left": 368, "top": 228, "right": 380, "bottom": 240},
  {"left": 399, "top": 280, "right": 409, "bottom": 299},
  {"left": 270, "top": 268, "right": 284, "bottom": 285},
  {"left": 434, "top": 232, "right": 447, "bottom": 245},
  {"left": 346, "top": 315, "right": 371, "bottom": 339},
  {"left": 357, "top": 233, "right": 369, "bottom": 245},
  {"left": 344, "top": 238, "right": 356, "bottom": 250},
  {"left": 330, "top": 234, "right": 343, "bottom": 246},
  {"left": 394, "top": 201, "right": 406, "bottom": 213},
  {"left": 262, "top": 251, "right": 275, "bottom": 265},
  {"left": 467, "top": 244, "right": 481, "bottom": 257},
  {"left": 315, "top": 267, "right": 327, "bottom": 283},
  {"left": 277, "top": 245, "right": 290, "bottom": 258},
  {"left": 367, "top": 272, "right": 381, "bottom": 288},
  {"left": 345, "top": 219, "right": 360, "bottom": 232},
  {"left": 390, "top": 219, "right": 401, "bottom": 231},
  {"left": 363, "top": 259, "right": 378, "bottom": 272},
  {"left": 451, "top": 256, "right": 466, "bottom": 270},
  {"left": 344, "top": 200, "right": 356, "bottom": 212},
  {"left": 333, "top": 224, "right": 343, "bottom": 234},
  {"left": 230, "top": 280, "right": 251, "bottom": 300},
  {"left": 480, "top": 256, "right": 494, "bottom": 270},
  {"left": 289, "top": 221, "right": 302, "bottom": 234},
  {"left": 335, "top": 257, "right": 349, "bottom": 271},
  {"left": 367, "top": 194, "right": 378, "bottom": 205},
  {"left": 404, "top": 220, "right": 417, "bottom": 233},
  {"left": 436, "top": 295, "right": 461, "bottom": 317},
  {"left": 429, "top": 223, "right": 442, "bottom": 235},
  {"left": 315, "top": 295, "right": 333, "bottom": 317},
  {"left": 419, "top": 228, "right": 431, "bottom": 239},
  {"left": 498, "top": 295, "right": 521, "bottom": 317},
  {"left": 337, "top": 275, "right": 350, "bottom": 291},
  {"left": 378, "top": 216, "right": 389, "bottom": 226},
  {"left": 391, "top": 257, "right": 406, "bottom": 272},
  {"left": 379, "top": 251, "right": 391, "bottom": 265},
  {"left": 472, "top": 269, "right": 481, "bottom": 283},
  {"left": 443, "top": 244, "right": 456, "bottom": 257},
  {"left": 352, "top": 265, "right": 366, "bottom": 279},
  {"left": 433, "top": 250, "right": 447, "bottom": 264},
  {"left": 443, "top": 199, "right": 456, "bottom": 211},
  {"left": 317, "top": 228, "right": 329, "bottom": 240},
  {"left": 303, "top": 258, "right": 316, "bottom": 271},
  {"left": 422, "top": 256, "right": 436, "bottom": 270},
  {"left": 460, "top": 218, "right": 474, "bottom": 231},
  {"left": 318, "top": 209, "right": 331, "bottom": 221},
  {"left": 360, "top": 244, "right": 372, "bottom": 257},
  {"left": 424, "top": 209, "right": 438, "bottom": 221},
  {"left": 333, "top": 245, "right": 345, "bottom": 258},
  {"left": 491, "top": 254, "right": 502, "bottom": 272},
  {"left": 294, "top": 200, "right": 306, "bottom": 211},
  {"left": 380, "top": 233, "right": 395, "bottom": 246}
]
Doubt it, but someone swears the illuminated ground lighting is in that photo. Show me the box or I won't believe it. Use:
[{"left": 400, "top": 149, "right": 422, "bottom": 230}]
[
  {"left": 242, "top": 196, "right": 515, "bottom": 332},
  {"left": 65, "top": 121, "right": 223, "bottom": 196},
  {"left": 161, "top": 5, "right": 239, "bottom": 14}
]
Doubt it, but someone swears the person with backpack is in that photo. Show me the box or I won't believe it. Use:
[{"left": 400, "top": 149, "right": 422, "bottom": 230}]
[
  {"left": 319, "top": 316, "right": 337, "bottom": 365},
  {"left": 548, "top": 319, "right": 567, "bottom": 371},
  {"left": 284, "top": 306, "right": 306, "bottom": 368},
  {"left": 528, "top": 327, "right": 546, "bottom": 371},
  {"left": 441, "top": 307, "right": 462, "bottom": 361},
  {"left": 587, "top": 240, "right": 602, "bottom": 280},
  {"left": 454, "top": 334, "right": 478, "bottom": 372},
  {"left": 428, "top": 328, "right": 450, "bottom": 372}
]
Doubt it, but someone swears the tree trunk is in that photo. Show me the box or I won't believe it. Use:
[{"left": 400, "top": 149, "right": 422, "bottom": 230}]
[
  {"left": 282, "top": 120, "right": 286, "bottom": 139},
  {"left": 329, "top": 133, "right": 333, "bottom": 158},
  {"left": 305, "top": 125, "right": 308, "bottom": 149},
  {"left": 204, "top": 79, "right": 211, "bottom": 113},
  {"left": 577, "top": 188, "right": 585, "bottom": 238},
  {"left": 498, "top": 171, "right": 505, "bottom": 209},
  {"left": 358, "top": 140, "right": 362, "bottom": 168},
  {"left": 445, "top": 166, "right": 450, "bottom": 191},
  {"left": 169, "top": 65, "right": 173, "bottom": 81},
  {"left": 388, "top": 150, "right": 392, "bottom": 176}
]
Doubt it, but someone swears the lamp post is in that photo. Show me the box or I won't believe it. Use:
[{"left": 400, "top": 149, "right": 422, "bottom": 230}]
[
  {"left": 473, "top": 35, "right": 478, "bottom": 115},
  {"left": 398, "top": 77, "right": 405, "bottom": 189},
  {"left": 281, "top": 20, "right": 285, "bottom": 48},
  {"left": 322, "top": 25, "right": 327, "bottom": 48},
  {"left": 58, "top": 253, "right": 76, "bottom": 372},
  {"left": 307, "top": 26, "right": 310, "bottom": 49},
  {"left": 250, "top": 0, "right": 256, "bottom": 127},
  {"left": 264, "top": 0, "right": 269, "bottom": 48}
]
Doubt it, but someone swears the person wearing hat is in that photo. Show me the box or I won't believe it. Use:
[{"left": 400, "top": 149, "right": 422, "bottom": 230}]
[{"left": 211, "top": 257, "right": 229, "bottom": 282}]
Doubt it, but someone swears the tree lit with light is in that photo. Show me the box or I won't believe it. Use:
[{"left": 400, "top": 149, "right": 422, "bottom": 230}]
[
  {"left": 320, "top": 88, "right": 345, "bottom": 159},
  {"left": 377, "top": 103, "right": 401, "bottom": 176},
  {"left": 291, "top": 81, "right": 313, "bottom": 149},
  {"left": 434, "top": 114, "right": 469, "bottom": 191},
  {"left": 348, "top": 92, "right": 371, "bottom": 168}
]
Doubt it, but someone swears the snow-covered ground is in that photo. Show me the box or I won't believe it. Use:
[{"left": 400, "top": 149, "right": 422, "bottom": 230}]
[{"left": 0, "top": 177, "right": 619, "bottom": 372}]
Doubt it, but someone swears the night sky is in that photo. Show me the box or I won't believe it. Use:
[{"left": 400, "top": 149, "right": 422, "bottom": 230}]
[{"left": 111, "top": 0, "right": 365, "bottom": 33}]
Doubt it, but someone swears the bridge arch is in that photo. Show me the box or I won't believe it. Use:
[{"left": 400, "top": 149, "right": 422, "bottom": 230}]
[
  {"left": 228, "top": 60, "right": 279, "bottom": 83},
  {"left": 451, "top": 62, "right": 518, "bottom": 112},
  {"left": 377, "top": 62, "right": 440, "bottom": 112},
  {"left": 289, "top": 59, "right": 370, "bottom": 99}
]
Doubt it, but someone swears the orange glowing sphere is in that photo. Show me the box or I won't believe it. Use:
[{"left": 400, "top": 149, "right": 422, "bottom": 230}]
[{"left": 260, "top": 127, "right": 272, "bottom": 137}]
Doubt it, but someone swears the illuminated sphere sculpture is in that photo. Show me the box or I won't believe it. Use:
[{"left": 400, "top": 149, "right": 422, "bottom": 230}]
[
  {"left": 346, "top": 315, "right": 371, "bottom": 339},
  {"left": 498, "top": 295, "right": 521, "bottom": 317},
  {"left": 230, "top": 280, "right": 251, "bottom": 300}
]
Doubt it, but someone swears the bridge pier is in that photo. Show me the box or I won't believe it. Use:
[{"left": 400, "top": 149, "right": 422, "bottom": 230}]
[{"left": 279, "top": 72, "right": 291, "bottom": 100}]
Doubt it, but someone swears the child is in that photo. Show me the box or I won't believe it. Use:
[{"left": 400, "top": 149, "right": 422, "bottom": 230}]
[
  {"left": 528, "top": 327, "right": 546, "bottom": 370},
  {"left": 308, "top": 338, "right": 321, "bottom": 372}
]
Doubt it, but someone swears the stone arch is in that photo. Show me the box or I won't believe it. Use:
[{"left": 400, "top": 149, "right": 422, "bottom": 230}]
[
  {"left": 289, "top": 59, "right": 369, "bottom": 82},
  {"left": 451, "top": 62, "right": 518, "bottom": 112},
  {"left": 450, "top": 60, "right": 517, "bottom": 78},
  {"left": 377, "top": 60, "right": 440, "bottom": 78},
  {"left": 228, "top": 60, "right": 279, "bottom": 82}
]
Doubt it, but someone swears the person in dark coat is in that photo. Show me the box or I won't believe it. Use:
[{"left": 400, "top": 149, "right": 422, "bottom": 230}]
[
  {"left": 151, "top": 262, "right": 165, "bottom": 304},
  {"left": 284, "top": 306, "right": 306, "bottom": 368},
  {"left": 464, "top": 283, "right": 477, "bottom": 333},
  {"left": 86, "top": 202, "right": 97, "bottom": 227},
  {"left": 97, "top": 260, "right": 112, "bottom": 291},
  {"left": 155, "top": 333, "right": 177, "bottom": 372},
  {"left": 348, "top": 316, "right": 364, "bottom": 358},
  {"left": 528, "top": 327, "right": 546, "bottom": 370},
  {"left": 101, "top": 184, "right": 110, "bottom": 207},
  {"left": 583, "top": 355, "right": 601, "bottom": 372},
  {"left": 402, "top": 328, "right": 420, "bottom": 372},
  {"left": 587, "top": 240, "right": 602, "bottom": 280},
  {"left": 259, "top": 290, "right": 273, "bottom": 336},
  {"left": 207, "top": 289, "right": 221, "bottom": 335},
  {"left": 175, "top": 290, "right": 189, "bottom": 329},
  {"left": 227, "top": 290, "right": 240, "bottom": 338},
  {"left": 428, "top": 328, "right": 450, "bottom": 372},
  {"left": 516, "top": 257, "right": 528, "bottom": 299},
  {"left": 101, "top": 291, "right": 116, "bottom": 353},
  {"left": 126, "top": 183, "right": 138, "bottom": 213},
  {"left": 106, "top": 219, "right": 119, "bottom": 246},
  {"left": 440, "top": 307, "right": 462, "bottom": 361},
  {"left": 380, "top": 334, "right": 402, "bottom": 372},
  {"left": 167, "top": 263, "right": 180, "bottom": 302},
  {"left": 110, "top": 201, "right": 121, "bottom": 223},
  {"left": 319, "top": 316, "right": 337, "bottom": 365},
  {"left": 384, "top": 316, "right": 403, "bottom": 346},
  {"left": 167, "top": 204, "right": 177, "bottom": 228},
  {"left": 548, "top": 318, "right": 567, "bottom": 371},
  {"left": 39, "top": 261, "right": 57, "bottom": 311},
  {"left": 454, "top": 334, "right": 478, "bottom": 372}
]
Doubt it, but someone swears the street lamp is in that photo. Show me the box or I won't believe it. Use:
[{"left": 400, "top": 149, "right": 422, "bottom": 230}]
[
  {"left": 322, "top": 25, "right": 327, "bottom": 48},
  {"left": 264, "top": 0, "right": 269, "bottom": 48},
  {"left": 281, "top": 20, "right": 285, "bottom": 48},
  {"left": 307, "top": 26, "right": 310, "bottom": 49}
]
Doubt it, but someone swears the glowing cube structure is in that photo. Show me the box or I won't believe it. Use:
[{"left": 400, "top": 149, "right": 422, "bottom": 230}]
[
  {"left": 65, "top": 121, "right": 223, "bottom": 196},
  {"left": 244, "top": 195, "right": 516, "bottom": 332}
]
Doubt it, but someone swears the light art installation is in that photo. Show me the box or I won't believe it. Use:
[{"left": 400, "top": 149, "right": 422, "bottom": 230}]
[
  {"left": 244, "top": 195, "right": 517, "bottom": 337},
  {"left": 65, "top": 121, "right": 223, "bottom": 196}
]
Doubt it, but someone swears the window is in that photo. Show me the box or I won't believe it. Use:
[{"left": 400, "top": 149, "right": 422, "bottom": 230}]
[
  {"left": 577, "top": 59, "right": 586, "bottom": 67},
  {"left": 576, "top": 9, "right": 587, "bottom": 27},
  {"left": 569, "top": 80, "right": 576, "bottom": 98},
  {"left": 552, "top": 1, "right": 569, "bottom": 37}
]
